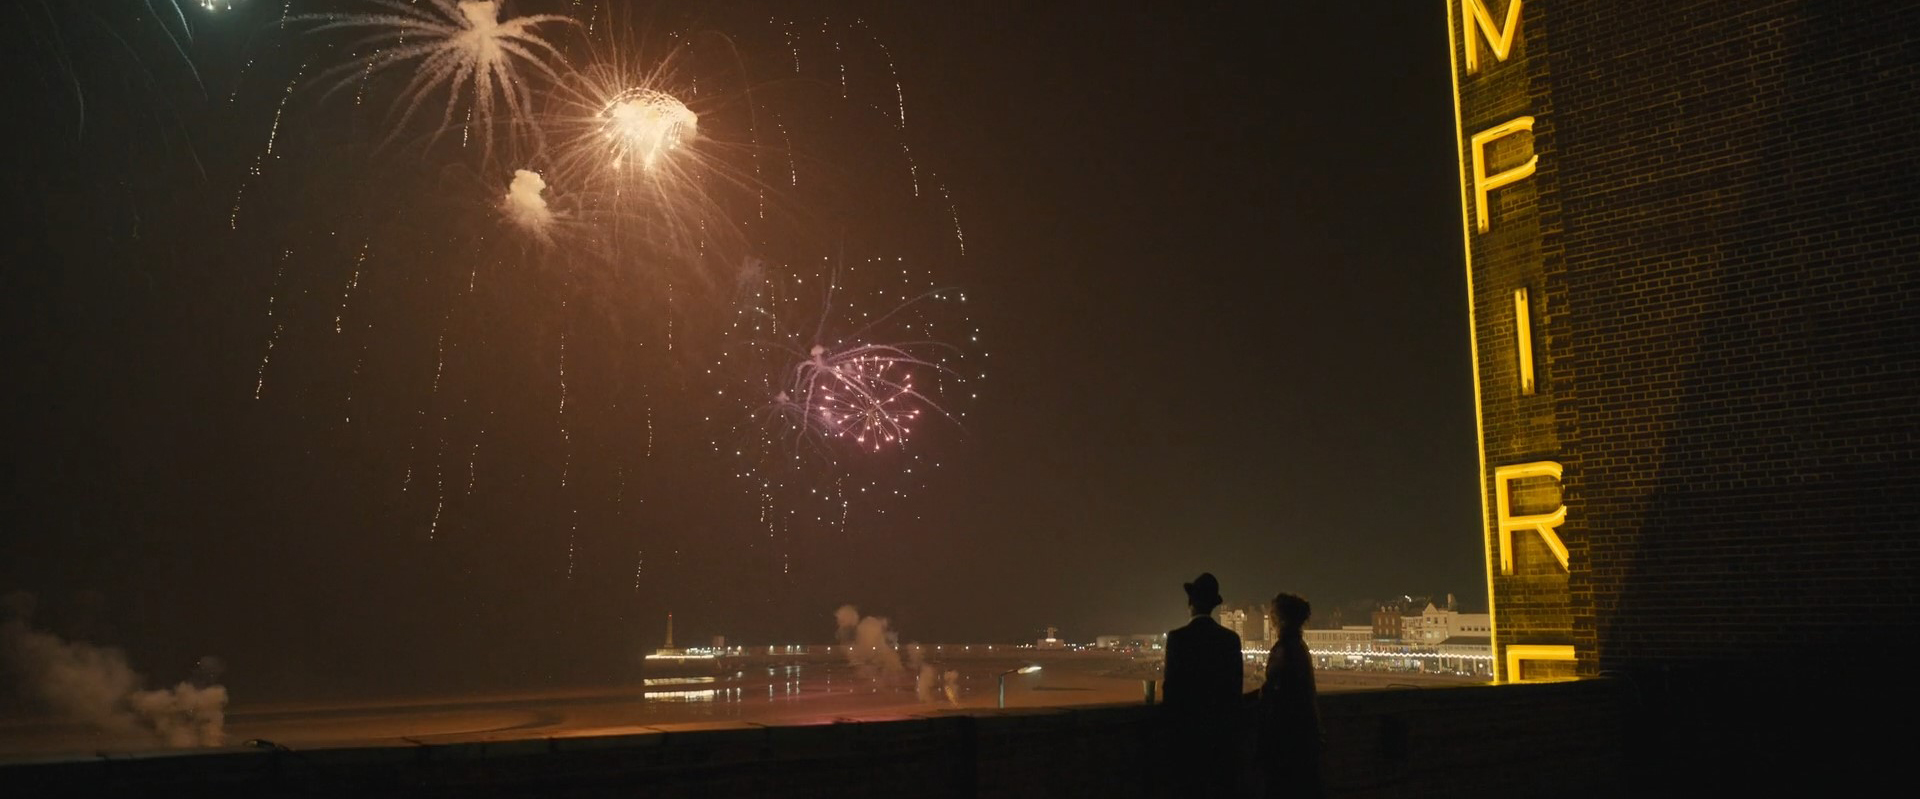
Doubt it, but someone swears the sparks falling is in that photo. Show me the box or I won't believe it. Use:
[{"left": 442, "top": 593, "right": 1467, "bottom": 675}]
[
  {"left": 301, "top": 1, "right": 576, "bottom": 153},
  {"left": 221, "top": 6, "right": 981, "bottom": 574}
]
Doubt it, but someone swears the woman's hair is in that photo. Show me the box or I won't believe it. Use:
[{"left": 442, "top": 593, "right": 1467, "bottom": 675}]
[{"left": 1272, "top": 593, "right": 1312, "bottom": 628}]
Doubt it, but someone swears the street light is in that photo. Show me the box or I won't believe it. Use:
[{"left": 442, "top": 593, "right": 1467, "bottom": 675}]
[{"left": 997, "top": 664, "right": 1042, "bottom": 709}]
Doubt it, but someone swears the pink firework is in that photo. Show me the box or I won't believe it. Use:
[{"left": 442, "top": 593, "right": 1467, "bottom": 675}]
[{"left": 778, "top": 344, "right": 936, "bottom": 452}]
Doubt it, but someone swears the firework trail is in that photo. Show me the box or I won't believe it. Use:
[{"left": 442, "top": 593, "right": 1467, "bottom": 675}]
[
  {"left": 232, "top": 64, "right": 305, "bottom": 230},
  {"left": 253, "top": 248, "right": 293, "bottom": 399},
  {"left": 559, "top": 319, "right": 574, "bottom": 578},
  {"left": 334, "top": 240, "right": 368, "bottom": 334},
  {"left": 299, "top": 0, "right": 576, "bottom": 155},
  {"left": 148, "top": 2, "right": 204, "bottom": 94},
  {"left": 428, "top": 429, "right": 446, "bottom": 538}
]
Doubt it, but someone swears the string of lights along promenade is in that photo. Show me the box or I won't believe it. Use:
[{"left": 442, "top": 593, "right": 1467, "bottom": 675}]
[{"left": 1443, "top": 0, "right": 1919, "bottom": 689}]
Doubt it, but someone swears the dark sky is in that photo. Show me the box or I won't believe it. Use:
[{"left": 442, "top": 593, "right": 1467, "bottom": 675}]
[{"left": 2, "top": 1, "right": 1475, "bottom": 701}]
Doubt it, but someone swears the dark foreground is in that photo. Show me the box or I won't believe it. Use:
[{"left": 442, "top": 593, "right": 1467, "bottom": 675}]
[
  {"left": 2, "top": 667, "right": 1892, "bottom": 797},
  {"left": 3, "top": 678, "right": 1617, "bottom": 798}
]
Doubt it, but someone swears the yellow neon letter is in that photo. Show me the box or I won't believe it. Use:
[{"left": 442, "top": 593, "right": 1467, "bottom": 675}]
[
  {"left": 1495, "top": 460, "right": 1567, "bottom": 573},
  {"left": 1463, "top": 0, "right": 1523, "bottom": 74},
  {"left": 1505, "top": 644, "right": 1574, "bottom": 682},
  {"left": 1514, "top": 287, "right": 1535, "bottom": 395},
  {"left": 1471, "top": 117, "right": 1537, "bottom": 233}
]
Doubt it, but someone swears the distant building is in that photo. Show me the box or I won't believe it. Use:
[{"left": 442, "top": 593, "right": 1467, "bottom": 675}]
[
  {"left": 1219, "top": 607, "right": 1251, "bottom": 643},
  {"left": 1371, "top": 607, "right": 1403, "bottom": 641},
  {"left": 1437, "top": 636, "right": 1493, "bottom": 678},
  {"left": 655, "top": 612, "right": 681, "bottom": 656},
  {"left": 1298, "top": 624, "right": 1489, "bottom": 677},
  {"left": 1218, "top": 602, "right": 1275, "bottom": 648},
  {"left": 1303, "top": 626, "right": 1374, "bottom": 649},
  {"left": 1036, "top": 626, "right": 1066, "bottom": 649},
  {"left": 646, "top": 612, "right": 709, "bottom": 661},
  {"left": 1401, "top": 603, "right": 1492, "bottom": 645},
  {"left": 1303, "top": 626, "right": 1386, "bottom": 671}
]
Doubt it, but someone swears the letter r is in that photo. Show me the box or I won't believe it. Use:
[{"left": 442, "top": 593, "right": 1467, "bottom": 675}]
[{"left": 1495, "top": 460, "right": 1568, "bottom": 573}]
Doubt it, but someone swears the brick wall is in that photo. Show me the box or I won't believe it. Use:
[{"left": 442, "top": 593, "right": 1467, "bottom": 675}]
[
  {"left": 1450, "top": 0, "right": 1920, "bottom": 680},
  {"left": 1448, "top": 0, "right": 1584, "bottom": 680},
  {"left": 1543, "top": 1, "right": 1920, "bottom": 669}
]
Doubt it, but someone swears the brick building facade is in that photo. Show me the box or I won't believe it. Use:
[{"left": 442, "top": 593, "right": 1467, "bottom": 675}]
[
  {"left": 1448, "top": 0, "right": 1919, "bottom": 681},
  {"left": 1447, "top": 0, "right": 1917, "bottom": 788}
]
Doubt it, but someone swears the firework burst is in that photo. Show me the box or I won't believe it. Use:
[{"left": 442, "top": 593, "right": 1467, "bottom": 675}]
[
  {"left": 537, "top": 43, "right": 761, "bottom": 269},
  {"left": 715, "top": 256, "right": 976, "bottom": 545},
  {"left": 232, "top": 4, "right": 980, "bottom": 575},
  {"left": 600, "top": 87, "right": 697, "bottom": 172},
  {"left": 775, "top": 343, "right": 934, "bottom": 453},
  {"left": 301, "top": 0, "right": 577, "bottom": 154},
  {"left": 733, "top": 257, "right": 975, "bottom": 463}
]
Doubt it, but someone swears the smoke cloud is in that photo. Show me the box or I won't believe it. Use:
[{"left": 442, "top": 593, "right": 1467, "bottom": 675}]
[
  {"left": 905, "top": 644, "right": 961, "bottom": 706},
  {"left": 833, "top": 604, "right": 904, "bottom": 682},
  {"left": 914, "top": 665, "right": 961, "bottom": 706},
  {"left": 1, "top": 592, "right": 227, "bottom": 748},
  {"left": 502, "top": 168, "right": 554, "bottom": 240},
  {"left": 834, "top": 606, "right": 957, "bottom": 704}
]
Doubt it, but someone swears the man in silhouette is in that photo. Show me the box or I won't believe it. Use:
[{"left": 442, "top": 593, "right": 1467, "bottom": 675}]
[{"left": 1159, "top": 572, "right": 1245, "bottom": 793}]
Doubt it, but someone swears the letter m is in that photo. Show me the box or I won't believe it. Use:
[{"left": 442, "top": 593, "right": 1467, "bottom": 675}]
[{"left": 1463, "top": 0, "right": 1522, "bottom": 74}]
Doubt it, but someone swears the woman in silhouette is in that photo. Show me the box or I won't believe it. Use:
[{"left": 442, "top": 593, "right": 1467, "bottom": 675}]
[{"left": 1255, "top": 592, "right": 1324, "bottom": 798}]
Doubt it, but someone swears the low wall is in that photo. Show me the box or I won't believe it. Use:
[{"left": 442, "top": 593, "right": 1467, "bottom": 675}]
[{"left": 2, "top": 680, "right": 1633, "bottom": 798}]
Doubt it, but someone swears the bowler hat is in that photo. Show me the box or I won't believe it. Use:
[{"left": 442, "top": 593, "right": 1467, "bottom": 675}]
[{"left": 1183, "top": 573, "right": 1223, "bottom": 608}]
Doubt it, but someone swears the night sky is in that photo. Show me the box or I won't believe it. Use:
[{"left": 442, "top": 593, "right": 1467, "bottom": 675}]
[{"left": 3, "top": 2, "right": 1476, "bottom": 701}]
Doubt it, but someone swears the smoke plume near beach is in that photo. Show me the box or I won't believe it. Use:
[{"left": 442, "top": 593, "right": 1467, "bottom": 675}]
[{"left": 0, "top": 592, "right": 227, "bottom": 747}]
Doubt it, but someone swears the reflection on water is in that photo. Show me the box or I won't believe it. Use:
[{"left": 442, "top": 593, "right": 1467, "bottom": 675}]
[
  {"left": 642, "top": 665, "right": 806, "bottom": 707},
  {"left": 637, "top": 661, "right": 877, "bottom": 715},
  {"left": 628, "top": 656, "right": 1139, "bottom": 722},
  {"left": 0, "top": 654, "right": 1171, "bottom": 757},
  {"left": 644, "top": 688, "right": 729, "bottom": 702}
]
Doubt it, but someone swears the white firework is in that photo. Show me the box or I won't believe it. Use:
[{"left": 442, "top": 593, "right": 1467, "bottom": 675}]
[
  {"left": 600, "top": 87, "right": 698, "bottom": 173},
  {"left": 304, "top": 0, "right": 576, "bottom": 152},
  {"left": 539, "top": 52, "right": 738, "bottom": 265}
]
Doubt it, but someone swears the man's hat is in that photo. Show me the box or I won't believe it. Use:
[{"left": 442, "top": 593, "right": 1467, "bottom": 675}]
[{"left": 1184, "top": 573, "right": 1223, "bottom": 608}]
